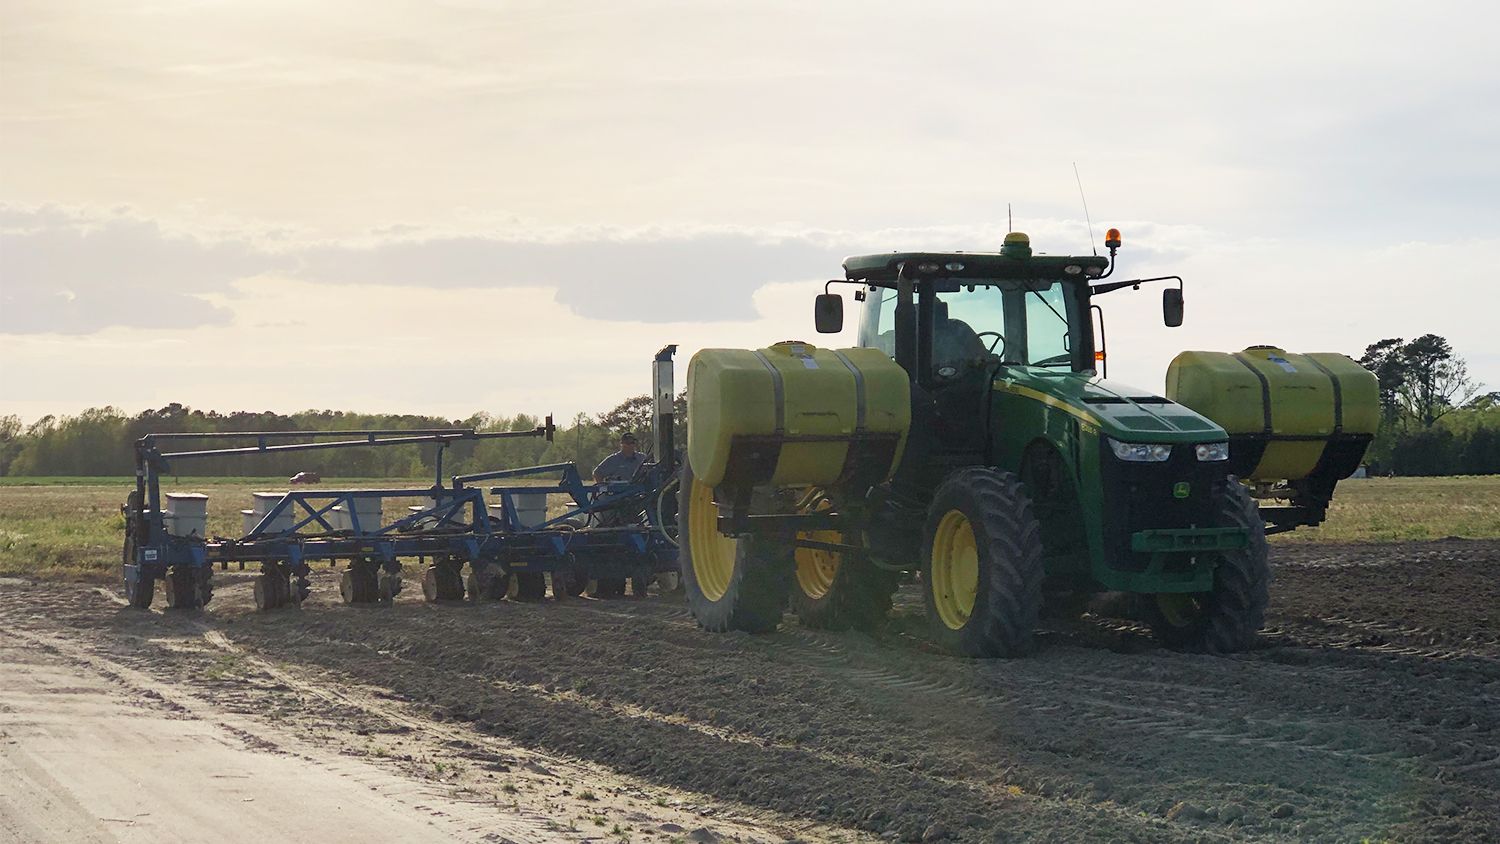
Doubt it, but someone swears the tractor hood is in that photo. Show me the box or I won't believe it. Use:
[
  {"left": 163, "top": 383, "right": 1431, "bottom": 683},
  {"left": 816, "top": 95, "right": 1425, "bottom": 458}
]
[{"left": 995, "top": 368, "right": 1225, "bottom": 443}]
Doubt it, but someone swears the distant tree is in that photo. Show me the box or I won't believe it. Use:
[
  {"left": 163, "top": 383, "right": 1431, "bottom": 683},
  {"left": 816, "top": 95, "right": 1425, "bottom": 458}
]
[
  {"left": 1460, "top": 427, "right": 1500, "bottom": 475},
  {"left": 1398, "top": 334, "right": 1480, "bottom": 427},
  {"left": 1467, "top": 391, "right": 1500, "bottom": 412},
  {"left": 0, "top": 414, "right": 21, "bottom": 475},
  {"left": 1390, "top": 427, "right": 1457, "bottom": 476},
  {"left": 1358, "top": 338, "right": 1407, "bottom": 423},
  {"left": 596, "top": 391, "right": 687, "bottom": 454},
  {"left": 597, "top": 395, "right": 653, "bottom": 439},
  {"left": 2, "top": 394, "right": 696, "bottom": 479}
]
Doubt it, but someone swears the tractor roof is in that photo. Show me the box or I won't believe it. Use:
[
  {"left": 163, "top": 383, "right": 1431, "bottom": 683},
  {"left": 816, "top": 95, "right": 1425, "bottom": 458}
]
[{"left": 842, "top": 251, "right": 1109, "bottom": 284}]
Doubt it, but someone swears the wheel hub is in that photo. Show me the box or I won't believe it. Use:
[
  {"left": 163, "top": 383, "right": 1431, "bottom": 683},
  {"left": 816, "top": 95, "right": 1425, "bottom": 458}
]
[
  {"left": 687, "top": 477, "right": 738, "bottom": 602},
  {"left": 930, "top": 509, "right": 980, "bottom": 631}
]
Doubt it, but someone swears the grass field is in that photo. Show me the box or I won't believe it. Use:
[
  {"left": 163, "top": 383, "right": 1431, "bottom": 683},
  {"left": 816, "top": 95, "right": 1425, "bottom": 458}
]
[
  {"left": 1272, "top": 475, "right": 1500, "bottom": 543},
  {"left": 1, "top": 475, "right": 1497, "bottom": 582},
  {"left": 0, "top": 476, "right": 412, "bottom": 487},
  {"left": 0, "top": 478, "right": 467, "bottom": 582}
]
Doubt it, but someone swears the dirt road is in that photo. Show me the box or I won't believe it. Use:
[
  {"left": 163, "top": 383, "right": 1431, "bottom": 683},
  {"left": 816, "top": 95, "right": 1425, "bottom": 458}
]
[{"left": 1, "top": 540, "right": 1496, "bottom": 842}]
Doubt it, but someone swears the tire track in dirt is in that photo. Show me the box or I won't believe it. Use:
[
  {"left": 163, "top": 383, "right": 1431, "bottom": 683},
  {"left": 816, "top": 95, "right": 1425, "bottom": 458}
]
[
  {"left": 10, "top": 587, "right": 886, "bottom": 844},
  {"left": 298, "top": 605, "right": 1374, "bottom": 839},
  {"left": 779, "top": 621, "right": 1500, "bottom": 785},
  {"left": 223, "top": 597, "right": 1208, "bottom": 843},
  {"left": 823, "top": 629, "right": 1480, "bottom": 782},
  {"left": 1278, "top": 614, "right": 1500, "bottom": 663},
  {"left": 12, "top": 538, "right": 1500, "bottom": 843},
  {"left": 9, "top": 627, "right": 542, "bottom": 844}
]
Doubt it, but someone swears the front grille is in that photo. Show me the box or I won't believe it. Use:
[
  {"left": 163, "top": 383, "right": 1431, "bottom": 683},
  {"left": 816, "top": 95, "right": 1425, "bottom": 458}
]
[{"left": 1099, "top": 446, "right": 1230, "bottom": 572}]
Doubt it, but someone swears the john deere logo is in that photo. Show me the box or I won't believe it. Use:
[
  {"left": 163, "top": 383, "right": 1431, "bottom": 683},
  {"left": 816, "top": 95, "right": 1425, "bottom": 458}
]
[{"left": 1173, "top": 481, "right": 1191, "bottom": 499}]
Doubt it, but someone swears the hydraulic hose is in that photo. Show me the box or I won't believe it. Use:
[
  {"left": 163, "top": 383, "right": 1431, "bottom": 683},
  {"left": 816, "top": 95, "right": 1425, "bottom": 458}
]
[{"left": 654, "top": 476, "right": 681, "bottom": 548}]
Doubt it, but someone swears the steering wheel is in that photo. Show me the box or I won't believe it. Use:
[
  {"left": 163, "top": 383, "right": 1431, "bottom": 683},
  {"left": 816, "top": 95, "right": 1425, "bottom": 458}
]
[
  {"left": 629, "top": 455, "right": 651, "bottom": 484},
  {"left": 975, "top": 331, "right": 1006, "bottom": 356}
]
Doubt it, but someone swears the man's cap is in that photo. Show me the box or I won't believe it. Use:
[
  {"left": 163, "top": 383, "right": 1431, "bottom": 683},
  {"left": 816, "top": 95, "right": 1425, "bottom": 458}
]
[{"left": 620, "top": 432, "right": 638, "bottom": 443}]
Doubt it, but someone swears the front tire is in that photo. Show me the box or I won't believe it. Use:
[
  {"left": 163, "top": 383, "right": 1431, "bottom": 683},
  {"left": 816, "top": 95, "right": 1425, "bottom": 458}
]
[
  {"left": 678, "top": 461, "right": 792, "bottom": 633},
  {"left": 422, "top": 559, "right": 465, "bottom": 602},
  {"left": 513, "top": 571, "right": 548, "bottom": 601},
  {"left": 1142, "top": 478, "right": 1270, "bottom": 653},
  {"left": 468, "top": 564, "right": 510, "bottom": 601},
  {"left": 122, "top": 533, "right": 154, "bottom": 609},
  {"left": 163, "top": 565, "right": 209, "bottom": 610},
  {"left": 341, "top": 561, "right": 379, "bottom": 604},
  {"left": 922, "top": 467, "right": 1044, "bottom": 657},
  {"left": 590, "top": 577, "right": 627, "bottom": 599}
]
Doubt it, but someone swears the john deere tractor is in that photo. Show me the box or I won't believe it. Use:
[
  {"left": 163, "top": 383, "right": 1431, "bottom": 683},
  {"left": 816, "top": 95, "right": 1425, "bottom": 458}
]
[{"left": 676, "top": 229, "right": 1375, "bottom": 656}]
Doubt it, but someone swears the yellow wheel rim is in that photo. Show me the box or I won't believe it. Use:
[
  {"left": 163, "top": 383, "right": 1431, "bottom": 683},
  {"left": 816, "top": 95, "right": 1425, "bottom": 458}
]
[
  {"left": 1156, "top": 593, "right": 1200, "bottom": 628},
  {"left": 794, "top": 495, "right": 840, "bottom": 600},
  {"left": 687, "top": 476, "right": 738, "bottom": 602},
  {"left": 794, "top": 528, "right": 841, "bottom": 600},
  {"left": 930, "top": 509, "right": 979, "bottom": 630}
]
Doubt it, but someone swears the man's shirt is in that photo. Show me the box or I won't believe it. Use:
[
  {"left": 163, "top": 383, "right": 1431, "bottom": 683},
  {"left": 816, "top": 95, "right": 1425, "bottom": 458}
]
[{"left": 594, "top": 450, "right": 647, "bottom": 481}]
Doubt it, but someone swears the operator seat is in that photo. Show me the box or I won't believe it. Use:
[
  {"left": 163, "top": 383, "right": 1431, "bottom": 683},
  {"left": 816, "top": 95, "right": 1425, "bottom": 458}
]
[
  {"left": 932, "top": 300, "right": 989, "bottom": 373},
  {"left": 928, "top": 299, "right": 993, "bottom": 456}
]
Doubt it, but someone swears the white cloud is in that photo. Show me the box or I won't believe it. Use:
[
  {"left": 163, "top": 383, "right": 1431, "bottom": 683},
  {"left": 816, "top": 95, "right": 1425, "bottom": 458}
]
[
  {"left": 0, "top": 274, "right": 857, "bottom": 423},
  {"left": 1, "top": 2, "right": 1496, "bottom": 420}
]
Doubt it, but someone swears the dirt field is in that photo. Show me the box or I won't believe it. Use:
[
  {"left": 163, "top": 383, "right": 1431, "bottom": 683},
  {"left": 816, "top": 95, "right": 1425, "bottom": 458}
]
[{"left": 2, "top": 539, "right": 1496, "bottom": 843}]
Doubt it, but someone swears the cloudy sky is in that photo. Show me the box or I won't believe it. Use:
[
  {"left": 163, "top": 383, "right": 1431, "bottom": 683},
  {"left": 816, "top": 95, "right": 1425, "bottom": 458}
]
[{"left": 2, "top": 1, "right": 1496, "bottom": 423}]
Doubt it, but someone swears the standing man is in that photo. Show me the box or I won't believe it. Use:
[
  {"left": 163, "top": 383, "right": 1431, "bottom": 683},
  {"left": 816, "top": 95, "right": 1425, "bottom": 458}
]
[
  {"left": 593, "top": 432, "right": 646, "bottom": 483},
  {"left": 588, "top": 432, "right": 650, "bottom": 598}
]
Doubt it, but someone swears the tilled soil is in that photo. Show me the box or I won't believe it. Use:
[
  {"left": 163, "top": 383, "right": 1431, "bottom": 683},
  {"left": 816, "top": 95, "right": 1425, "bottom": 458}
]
[{"left": 3, "top": 539, "right": 1497, "bottom": 843}]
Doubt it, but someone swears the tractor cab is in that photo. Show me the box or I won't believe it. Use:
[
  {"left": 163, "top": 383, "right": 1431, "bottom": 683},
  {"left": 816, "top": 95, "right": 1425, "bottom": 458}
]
[
  {"left": 828, "top": 231, "right": 1180, "bottom": 384},
  {"left": 854, "top": 247, "right": 1099, "bottom": 374},
  {"left": 824, "top": 234, "right": 1114, "bottom": 478}
]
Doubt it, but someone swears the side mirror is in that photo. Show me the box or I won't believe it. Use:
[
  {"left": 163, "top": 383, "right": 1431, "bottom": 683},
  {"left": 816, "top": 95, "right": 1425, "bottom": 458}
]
[
  {"left": 1163, "top": 288, "right": 1184, "bottom": 327},
  {"left": 814, "top": 293, "right": 844, "bottom": 333}
]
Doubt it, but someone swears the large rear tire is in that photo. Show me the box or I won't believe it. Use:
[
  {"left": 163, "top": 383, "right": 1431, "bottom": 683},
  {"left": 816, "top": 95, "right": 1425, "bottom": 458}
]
[
  {"left": 922, "top": 467, "right": 1044, "bottom": 657},
  {"left": 790, "top": 498, "right": 898, "bottom": 631},
  {"left": 1142, "top": 478, "right": 1270, "bottom": 653},
  {"left": 678, "top": 461, "right": 792, "bottom": 633}
]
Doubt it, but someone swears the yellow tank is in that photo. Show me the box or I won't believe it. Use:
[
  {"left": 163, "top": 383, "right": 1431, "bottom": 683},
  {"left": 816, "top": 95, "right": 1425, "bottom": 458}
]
[
  {"left": 1166, "top": 346, "right": 1378, "bottom": 482},
  {"left": 687, "top": 342, "right": 911, "bottom": 488}
]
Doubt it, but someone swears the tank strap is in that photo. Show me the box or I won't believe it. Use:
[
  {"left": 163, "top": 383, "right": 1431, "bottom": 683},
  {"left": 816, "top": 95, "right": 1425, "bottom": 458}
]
[
  {"left": 750, "top": 350, "right": 787, "bottom": 435},
  {"left": 829, "top": 350, "right": 868, "bottom": 432},
  {"left": 1303, "top": 356, "right": 1344, "bottom": 434},
  {"left": 1231, "top": 353, "right": 1274, "bottom": 434}
]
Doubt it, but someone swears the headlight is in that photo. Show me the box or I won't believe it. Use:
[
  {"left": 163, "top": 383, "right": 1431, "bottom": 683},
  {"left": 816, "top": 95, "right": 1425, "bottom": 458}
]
[
  {"left": 1194, "top": 442, "right": 1230, "bottom": 462},
  {"left": 1107, "top": 438, "right": 1172, "bottom": 462}
]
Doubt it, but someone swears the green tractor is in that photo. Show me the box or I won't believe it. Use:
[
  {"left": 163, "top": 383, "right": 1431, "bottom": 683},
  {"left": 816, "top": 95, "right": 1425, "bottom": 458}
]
[{"left": 676, "top": 229, "right": 1374, "bottom": 656}]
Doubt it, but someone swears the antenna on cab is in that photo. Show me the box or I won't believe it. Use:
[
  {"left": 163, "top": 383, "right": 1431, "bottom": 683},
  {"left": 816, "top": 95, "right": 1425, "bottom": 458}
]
[{"left": 1074, "top": 162, "right": 1098, "bottom": 256}]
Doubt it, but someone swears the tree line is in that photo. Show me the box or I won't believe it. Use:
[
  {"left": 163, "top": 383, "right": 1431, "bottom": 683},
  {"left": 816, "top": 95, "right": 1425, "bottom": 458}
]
[
  {"left": 0, "top": 396, "right": 683, "bottom": 481},
  {"left": 1, "top": 336, "right": 1491, "bottom": 478},
  {"left": 1357, "top": 334, "right": 1498, "bottom": 476}
]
